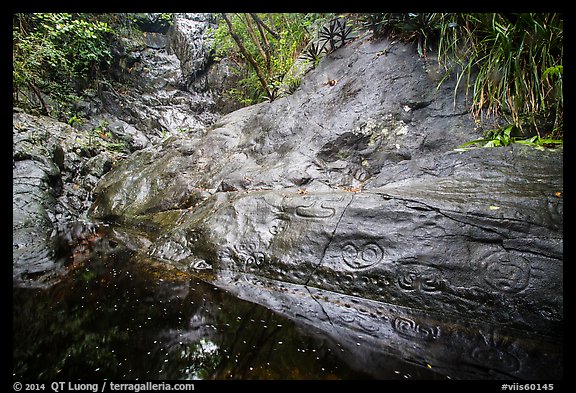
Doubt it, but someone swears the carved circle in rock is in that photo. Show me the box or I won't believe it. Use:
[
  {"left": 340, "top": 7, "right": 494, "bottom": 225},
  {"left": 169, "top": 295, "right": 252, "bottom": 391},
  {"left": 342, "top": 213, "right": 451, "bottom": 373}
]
[
  {"left": 340, "top": 310, "right": 356, "bottom": 323},
  {"left": 341, "top": 242, "right": 384, "bottom": 269},
  {"left": 189, "top": 259, "right": 212, "bottom": 270},
  {"left": 245, "top": 251, "right": 267, "bottom": 267},
  {"left": 269, "top": 217, "right": 288, "bottom": 235},
  {"left": 229, "top": 242, "right": 269, "bottom": 272},
  {"left": 339, "top": 310, "right": 381, "bottom": 333},
  {"left": 483, "top": 252, "right": 531, "bottom": 294}
]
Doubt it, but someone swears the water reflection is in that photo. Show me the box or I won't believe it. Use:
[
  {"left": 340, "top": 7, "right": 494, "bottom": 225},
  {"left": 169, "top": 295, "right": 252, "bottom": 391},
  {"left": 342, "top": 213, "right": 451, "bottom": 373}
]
[
  {"left": 13, "top": 236, "right": 442, "bottom": 380},
  {"left": 209, "top": 271, "right": 563, "bottom": 380},
  {"left": 13, "top": 226, "right": 561, "bottom": 380}
]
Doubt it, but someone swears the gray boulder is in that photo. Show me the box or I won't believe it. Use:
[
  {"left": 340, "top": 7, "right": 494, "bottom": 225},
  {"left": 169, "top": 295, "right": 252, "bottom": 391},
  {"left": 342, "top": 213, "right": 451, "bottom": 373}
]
[
  {"left": 89, "top": 35, "right": 562, "bottom": 377},
  {"left": 12, "top": 112, "right": 125, "bottom": 286},
  {"left": 166, "top": 13, "right": 216, "bottom": 84}
]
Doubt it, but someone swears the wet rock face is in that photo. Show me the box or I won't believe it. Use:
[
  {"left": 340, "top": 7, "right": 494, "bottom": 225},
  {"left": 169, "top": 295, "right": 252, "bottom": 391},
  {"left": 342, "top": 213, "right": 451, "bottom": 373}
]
[
  {"left": 13, "top": 13, "right": 225, "bottom": 286},
  {"left": 166, "top": 13, "right": 216, "bottom": 84},
  {"left": 89, "top": 32, "right": 563, "bottom": 344},
  {"left": 13, "top": 157, "right": 63, "bottom": 284},
  {"left": 100, "top": 13, "right": 221, "bottom": 143},
  {"left": 12, "top": 112, "right": 118, "bottom": 286}
]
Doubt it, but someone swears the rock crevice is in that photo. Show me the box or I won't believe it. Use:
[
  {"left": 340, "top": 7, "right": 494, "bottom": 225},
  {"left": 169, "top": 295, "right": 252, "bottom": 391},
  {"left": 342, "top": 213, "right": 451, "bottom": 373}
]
[{"left": 89, "top": 33, "right": 562, "bottom": 341}]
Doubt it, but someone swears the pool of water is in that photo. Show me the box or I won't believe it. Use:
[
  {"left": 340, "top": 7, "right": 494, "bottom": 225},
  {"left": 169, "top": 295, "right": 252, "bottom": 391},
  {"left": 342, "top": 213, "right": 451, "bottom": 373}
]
[
  {"left": 13, "top": 225, "right": 562, "bottom": 380},
  {"left": 13, "top": 236, "right": 444, "bottom": 380}
]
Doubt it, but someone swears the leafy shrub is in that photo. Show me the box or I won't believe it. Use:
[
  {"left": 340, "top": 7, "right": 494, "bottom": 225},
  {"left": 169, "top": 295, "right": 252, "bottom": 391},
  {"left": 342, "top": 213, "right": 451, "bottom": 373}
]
[
  {"left": 318, "top": 18, "right": 354, "bottom": 53},
  {"left": 438, "top": 13, "right": 563, "bottom": 138},
  {"left": 456, "top": 124, "right": 562, "bottom": 150},
  {"left": 359, "top": 13, "right": 563, "bottom": 139},
  {"left": 210, "top": 13, "right": 335, "bottom": 105},
  {"left": 301, "top": 40, "right": 324, "bottom": 64},
  {"left": 13, "top": 13, "right": 113, "bottom": 117}
]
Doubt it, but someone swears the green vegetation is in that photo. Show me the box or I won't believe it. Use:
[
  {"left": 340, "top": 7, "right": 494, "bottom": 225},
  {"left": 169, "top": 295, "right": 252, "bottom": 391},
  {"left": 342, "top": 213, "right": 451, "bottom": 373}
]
[
  {"left": 438, "top": 13, "right": 563, "bottom": 140},
  {"left": 86, "top": 119, "right": 129, "bottom": 155},
  {"left": 361, "top": 13, "right": 563, "bottom": 141},
  {"left": 359, "top": 13, "right": 442, "bottom": 57},
  {"left": 455, "top": 124, "right": 563, "bottom": 151},
  {"left": 128, "top": 13, "right": 173, "bottom": 32},
  {"left": 13, "top": 13, "right": 114, "bottom": 118},
  {"left": 210, "top": 13, "right": 335, "bottom": 105},
  {"left": 13, "top": 12, "right": 563, "bottom": 145}
]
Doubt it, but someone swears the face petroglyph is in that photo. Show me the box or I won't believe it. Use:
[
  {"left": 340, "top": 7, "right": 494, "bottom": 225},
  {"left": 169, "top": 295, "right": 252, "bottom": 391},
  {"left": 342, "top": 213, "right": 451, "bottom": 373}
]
[
  {"left": 397, "top": 264, "right": 444, "bottom": 293},
  {"left": 219, "top": 241, "right": 270, "bottom": 273},
  {"left": 341, "top": 242, "right": 385, "bottom": 270},
  {"left": 482, "top": 252, "right": 531, "bottom": 294}
]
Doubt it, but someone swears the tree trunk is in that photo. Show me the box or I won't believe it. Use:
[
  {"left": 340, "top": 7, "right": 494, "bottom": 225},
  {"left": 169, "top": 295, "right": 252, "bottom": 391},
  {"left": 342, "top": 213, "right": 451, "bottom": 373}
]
[
  {"left": 222, "top": 13, "right": 273, "bottom": 100},
  {"left": 250, "top": 13, "right": 280, "bottom": 40},
  {"left": 243, "top": 13, "right": 270, "bottom": 73}
]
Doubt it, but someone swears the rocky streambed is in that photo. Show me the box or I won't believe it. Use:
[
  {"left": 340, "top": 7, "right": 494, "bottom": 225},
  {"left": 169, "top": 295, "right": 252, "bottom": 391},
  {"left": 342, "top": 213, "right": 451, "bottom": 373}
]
[{"left": 13, "top": 14, "right": 562, "bottom": 380}]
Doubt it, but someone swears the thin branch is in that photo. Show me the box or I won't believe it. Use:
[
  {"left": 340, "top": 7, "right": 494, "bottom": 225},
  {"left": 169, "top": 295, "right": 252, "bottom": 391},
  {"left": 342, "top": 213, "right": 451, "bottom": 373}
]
[
  {"left": 27, "top": 80, "right": 49, "bottom": 115},
  {"left": 243, "top": 13, "right": 269, "bottom": 73},
  {"left": 250, "top": 14, "right": 272, "bottom": 71},
  {"left": 222, "top": 13, "right": 273, "bottom": 100},
  {"left": 250, "top": 13, "right": 280, "bottom": 40}
]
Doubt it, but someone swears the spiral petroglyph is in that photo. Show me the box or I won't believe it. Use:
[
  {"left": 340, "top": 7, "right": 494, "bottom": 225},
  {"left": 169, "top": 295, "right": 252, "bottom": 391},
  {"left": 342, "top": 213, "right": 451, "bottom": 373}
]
[
  {"left": 341, "top": 242, "right": 384, "bottom": 269},
  {"left": 392, "top": 316, "right": 440, "bottom": 341},
  {"left": 397, "top": 264, "right": 444, "bottom": 293}
]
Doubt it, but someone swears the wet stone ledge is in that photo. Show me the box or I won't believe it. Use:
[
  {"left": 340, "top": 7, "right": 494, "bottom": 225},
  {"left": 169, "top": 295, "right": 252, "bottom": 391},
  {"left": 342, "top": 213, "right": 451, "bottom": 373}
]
[
  {"left": 84, "top": 33, "right": 562, "bottom": 380},
  {"left": 208, "top": 270, "right": 562, "bottom": 380},
  {"left": 150, "top": 184, "right": 562, "bottom": 338}
]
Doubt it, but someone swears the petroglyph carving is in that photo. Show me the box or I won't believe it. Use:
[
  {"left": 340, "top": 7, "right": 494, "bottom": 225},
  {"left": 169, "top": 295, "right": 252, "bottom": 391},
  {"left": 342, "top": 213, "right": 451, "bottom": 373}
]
[
  {"left": 341, "top": 242, "right": 384, "bottom": 269},
  {"left": 189, "top": 259, "right": 212, "bottom": 270},
  {"left": 338, "top": 310, "right": 380, "bottom": 333},
  {"left": 269, "top": 216, "right": 289, "bottom": 235},
  {"left": 295, "top": 200, "right": 336, "bottom": 218},
  {"left": 340, "top": 311, "right": 356, "bottom": 323},
  {"left": 245, "top": 251, "right": 267, "bottom": 267},
  {"left": 483, "top": 252, "right": 530, "bottom": 293},
  {"left": 285, "top": 194, "right": 349, "bottom": 219},
  {"left": 392, "top": 316, "right": 440, "bottom": 341},
  {"left": 218, "top": 241, "right": 269, "bottom": 272},
  {"left": 397, "top": 264, "right": 444, "bottom": 293}
]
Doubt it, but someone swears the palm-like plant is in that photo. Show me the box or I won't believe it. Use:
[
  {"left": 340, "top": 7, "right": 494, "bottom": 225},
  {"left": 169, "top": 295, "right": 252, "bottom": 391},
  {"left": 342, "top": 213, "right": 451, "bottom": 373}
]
[{"left": 318, "top": 18, "right": 354, "bottom": 53}]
